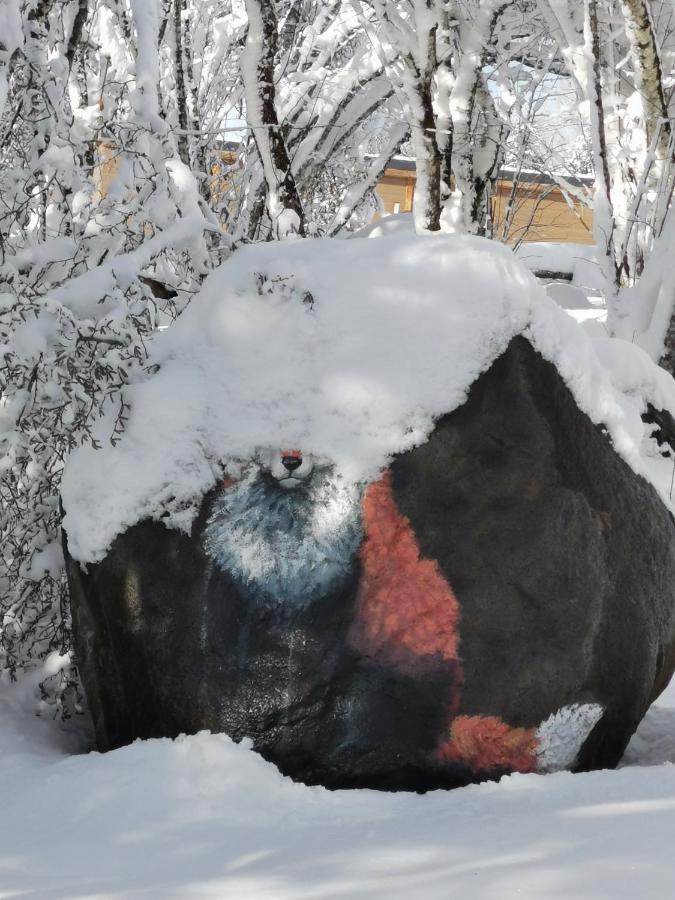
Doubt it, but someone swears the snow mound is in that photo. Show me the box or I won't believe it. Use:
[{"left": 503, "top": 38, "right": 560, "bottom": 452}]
[
  {"left": 516, "top": 242, "right": 603, "bottom": 292},
  {"left": 545, "top": 282, "right": 593, "bottom": 310},
  {"left": 3, "top": 672, "right": 675, "bottom": 899},
  {"left": 61, "top": 234, "right": 674, "bottom": 563},
  {"left": 351, "top": 212, "right": 415, "bottom": 239}
]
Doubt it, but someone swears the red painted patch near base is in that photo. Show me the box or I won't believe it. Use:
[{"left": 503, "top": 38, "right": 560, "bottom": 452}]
[
  {"left": 437, "top": 715, "right": 538, "bottom": 773},
  {"left": 350, "top": 471, "right": 463, "bottom": 684}
]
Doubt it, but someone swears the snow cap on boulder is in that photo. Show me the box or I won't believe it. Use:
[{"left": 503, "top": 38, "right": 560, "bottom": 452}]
[{"left": 61, "top": 234, "right": 665, "bottom": 563}]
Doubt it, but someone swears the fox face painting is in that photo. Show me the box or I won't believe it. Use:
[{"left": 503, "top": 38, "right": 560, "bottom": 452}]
[{"left": 64, "top": 340, "right": 675, "bottom": 790}]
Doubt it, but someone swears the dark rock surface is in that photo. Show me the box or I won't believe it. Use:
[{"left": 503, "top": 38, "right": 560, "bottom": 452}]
[{"left": 64, "top": 336, "right": 675, "bottom": 790}]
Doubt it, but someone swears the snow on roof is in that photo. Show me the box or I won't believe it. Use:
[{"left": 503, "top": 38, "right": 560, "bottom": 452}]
[
  {"left": 382, "top": 156, "right": 595, "bottom": 185},
  {"left": 61, "top": 234, "right": 675, "bottom": 563}
]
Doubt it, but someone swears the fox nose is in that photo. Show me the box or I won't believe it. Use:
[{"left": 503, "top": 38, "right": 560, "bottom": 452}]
[{"left": 281, "top": 456, "right": 302, "bottom": 473}]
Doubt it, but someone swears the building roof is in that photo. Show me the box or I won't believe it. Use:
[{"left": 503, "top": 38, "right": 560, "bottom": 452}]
[{"left": 384, "top": 156, "right": 594, "bottom": 188}]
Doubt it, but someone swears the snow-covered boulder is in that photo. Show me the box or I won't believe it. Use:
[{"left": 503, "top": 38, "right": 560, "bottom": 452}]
[{"left": 62, "top": 235, "right": 675, "bottom": 791}]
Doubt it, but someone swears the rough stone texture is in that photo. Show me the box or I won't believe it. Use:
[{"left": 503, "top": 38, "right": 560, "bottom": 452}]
[{"left": 64, "top": 337, "right": 675, "bottom": 790}]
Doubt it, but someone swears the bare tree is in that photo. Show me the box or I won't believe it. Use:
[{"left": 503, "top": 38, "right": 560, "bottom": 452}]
[
  {"left": 538, "top": 0, "right": 675, "bottom": 371},
  {"left": 353, "top": 0, "right": 514, "bottom": 234},
  {"left": 0, "top": 0, "right": 214, "bottom": 706}
]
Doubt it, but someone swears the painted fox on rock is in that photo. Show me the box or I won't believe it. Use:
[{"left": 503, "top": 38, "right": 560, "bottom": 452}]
[
  {"left": 200, "top": 449, "right": 602, "bottom": 788},
  {"left": 65, "top": 339, "right": 675, "bottom": 790}
]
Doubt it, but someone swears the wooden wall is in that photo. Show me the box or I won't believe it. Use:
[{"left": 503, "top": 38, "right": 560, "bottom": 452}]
[{"left": 376, "top": 167, "right": 594, "bottom": 244}]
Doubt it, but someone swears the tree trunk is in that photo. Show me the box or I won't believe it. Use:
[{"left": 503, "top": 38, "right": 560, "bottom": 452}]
[
  {"left": 242, "top": 0, "right": 305, "bottom": 238},
  {"left": 449, "top": 0, "right": 512, "bottom": 234},
  {"left": 173, "top": 0, "right": 190, "bottom": 167},
  {"left": 404, "top": 18, "right": 441, "bottom": 233},
  {"left": 410, "top": 75, "right": 442, "bottom": 232},
  {"left": 621, "top": 0, "right": 671, "bottom": 160},
  {"left": 585, "top": 0, "right": 620, "bottom": 292}
]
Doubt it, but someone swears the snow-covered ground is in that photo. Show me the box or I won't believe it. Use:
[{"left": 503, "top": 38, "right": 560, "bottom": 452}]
[
  {"left": 543, "top": 281, "right": 608, "bottom": 338},
  {"left": 516, "top": 242, "right": 610, "bottom": 340},
  {"left": 515, "top": 242, "right": 603, "bottom": 293},
  {"left": 2, "top": 673, "right": 675, "bottom": 899}
]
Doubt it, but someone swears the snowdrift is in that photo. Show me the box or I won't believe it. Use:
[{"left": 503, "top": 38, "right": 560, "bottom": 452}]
[
  {"left": 2, "top": 672, "right": 675, "bottom": 899},
  {"left": 515, "top": 242, "right": 603, "bottom": 292}
]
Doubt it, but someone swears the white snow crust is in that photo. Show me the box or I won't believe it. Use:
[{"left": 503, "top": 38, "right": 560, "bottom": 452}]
[
  {"left": 62, "top": 234, "right": 675, "bottom": 563},
  {"left": 3, "top": 672, "right": 675, "bottom": 899},
  {"left": 351, "top": 212, "right": 416, "bottom": 239}
]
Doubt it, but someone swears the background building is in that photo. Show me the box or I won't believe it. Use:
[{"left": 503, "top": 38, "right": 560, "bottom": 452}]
[{"left": 376, "top": 158, "right": 594, "bottom": 244}]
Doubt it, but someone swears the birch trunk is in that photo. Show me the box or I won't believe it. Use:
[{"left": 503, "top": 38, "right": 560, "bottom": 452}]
[
  {"left": 448, "top": 0, "right": 513, "bottom": 234},
  {"left": 404, "top": 15, "right": 441, "bottom": 232},
  {"left": 409, "top": 72, "right": 442, "bottom": 232},
  {"left": 584, "top": 0, "right": 619, "bottom": 292},
  {"left": 242, "top": 0, "right": 306, "bottom": 238},
  {"left": 621, "top": 0, "right": 671, "bottom": 162},
  {"left": 174, "top": 0, "right": 190, "bottom": 166}
]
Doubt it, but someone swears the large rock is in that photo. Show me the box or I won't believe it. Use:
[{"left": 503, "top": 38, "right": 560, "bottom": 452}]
[{"left": 64, "top": 337, "right": 675, "bottom": 790}]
